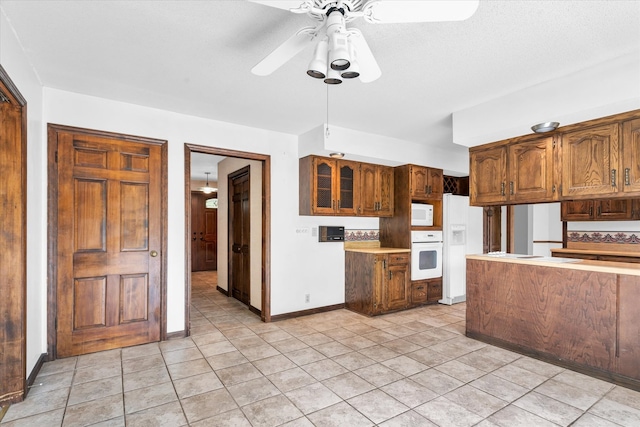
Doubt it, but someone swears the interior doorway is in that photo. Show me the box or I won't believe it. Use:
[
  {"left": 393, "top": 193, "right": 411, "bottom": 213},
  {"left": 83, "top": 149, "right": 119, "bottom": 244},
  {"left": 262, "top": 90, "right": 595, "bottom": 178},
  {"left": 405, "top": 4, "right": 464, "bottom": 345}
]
[{"left": 184, "top": 144, "right": 271, "bottom": 335}]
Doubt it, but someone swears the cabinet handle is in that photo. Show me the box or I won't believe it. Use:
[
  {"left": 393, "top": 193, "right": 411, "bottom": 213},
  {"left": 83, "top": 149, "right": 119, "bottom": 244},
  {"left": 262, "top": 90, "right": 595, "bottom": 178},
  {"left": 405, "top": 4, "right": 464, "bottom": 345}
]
[
  {"left": 425, "top": 185, "right": 428, "bottom": 194},
  {"left": 389, "top": 270, "right": 392, "bottom": 280},
  {"left": 625, "top": 168, "right": 630, "bottom": 186},
  {"left": 332, "top": 200, "right": 335, "bottom": 210},
  {"left": 428, "top": 185, "right": 432, "bottom": 194},
  {"left": 501, "top": 182, "right": 505, "bottom": 196},
  {"left": 597, "top": 205, "right": 602, "bottom": 216},
  {"left": 383, "top": 259, "right": 386, "bottom": 269},
  {"left": 589, "top": 206, "right": 593, "bottom": 217},
  {"left": 552, "top": 185, "right": 556, "bottom": 193},
  {"left": 338, "top": 199, "right": 341, "bottom": 209},
  {"left": 611, "top": 169, "right": 617, "bottom": 187},
  {"left": 509, "top": 181, "right": 514, "bottom": 195},
  {"left": 416, "top": 286, "right": 424, "bottom": 290}
]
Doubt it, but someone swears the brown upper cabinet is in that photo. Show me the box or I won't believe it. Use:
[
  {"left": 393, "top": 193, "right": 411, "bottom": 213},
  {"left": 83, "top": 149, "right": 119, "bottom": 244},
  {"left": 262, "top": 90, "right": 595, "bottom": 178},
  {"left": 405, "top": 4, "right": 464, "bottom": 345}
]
[
  {"left": 299, "top": 155, "right": 393, "bottom": 217},
  {"left": 470, "top": 109, "right": 640, "bottom": 206},
  {"left": 410, "top": 165, "right": 443, "bottom": 200},
  {"left": 360, "top": 163, "right": 394, "bottom": 216},
  {"left": 469, "top": 145, "right": 508, "bottom": 205},
  {"left": 470, "top": 136, "right": 555, "bottom": 205}
]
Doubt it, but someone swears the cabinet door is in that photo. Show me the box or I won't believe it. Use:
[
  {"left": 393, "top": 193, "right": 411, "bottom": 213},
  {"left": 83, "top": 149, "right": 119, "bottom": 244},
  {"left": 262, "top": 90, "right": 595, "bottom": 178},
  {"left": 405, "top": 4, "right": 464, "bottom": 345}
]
[
  {"left": 596, "top": 199, "right": 633, "bottom": 220},
  {"left": 410, "top": 165, "right": 429, "bottom": 199},
  {"left": 508, "top": 137, "right": 555, "bottom": 202},
  {"left": 561, "top": 201, "right": 594, "bottom": 221},
  {"left": 410, "top": 280, "right": 429, "bottom": 306},
  {"left": 561, "top": 124, "right": 619, "bottom": 198},
  {"left": 384, "top": 254, "right": 410, "bottom": 311},
  {"left": 427, "top": 168, "right": 443, "bottom": 199},
  {"left": 377, "top": 166, "right": 394, "bottom": 216},
  {"left": 336, "top": 160, "right": 359, "bottom": 215},
  {"left": 360, "top": 163, "right": 378, "bottom": 216},
  {"left": 312, "top": 157, "right": 338, "bottom": 215},
  {"left": 470, "top": 147, "right": 507, "bottom": 205},
  {"left": 622, "top": 118, "right": 640, "bottom": 194},
  {"left": 426, "top": 278, "right": 443, "bottom": 302}
]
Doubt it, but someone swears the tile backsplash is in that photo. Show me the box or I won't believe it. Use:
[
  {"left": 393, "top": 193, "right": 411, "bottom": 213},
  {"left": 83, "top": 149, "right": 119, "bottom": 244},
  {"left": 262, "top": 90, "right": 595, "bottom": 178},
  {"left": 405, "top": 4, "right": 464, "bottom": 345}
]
[
  {"left": 567, "top": 231, "right": 640, "bottom": 245},
  {"left": 345, "top": 229, "right": 379, "bottom": 242}
]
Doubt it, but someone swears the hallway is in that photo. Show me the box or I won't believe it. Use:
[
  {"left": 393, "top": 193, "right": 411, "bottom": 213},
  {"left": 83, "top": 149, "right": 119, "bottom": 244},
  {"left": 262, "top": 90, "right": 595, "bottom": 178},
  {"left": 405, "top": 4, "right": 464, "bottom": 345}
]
[{"left": 1, "top": 273, "right": 639, "bottom": 426}]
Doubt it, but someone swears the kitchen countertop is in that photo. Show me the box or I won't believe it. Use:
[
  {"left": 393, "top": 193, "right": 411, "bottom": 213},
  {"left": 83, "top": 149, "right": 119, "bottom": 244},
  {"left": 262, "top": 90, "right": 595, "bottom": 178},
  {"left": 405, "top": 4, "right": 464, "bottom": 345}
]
[
  {"left": 344, "top": 247, "right": 411, "bottom": 254},
  {"left": 551, "top": 248, "right": 640, "bottom": 258},
  {"left": 467, "top": 253, "right": 640, "bottom": 276}
]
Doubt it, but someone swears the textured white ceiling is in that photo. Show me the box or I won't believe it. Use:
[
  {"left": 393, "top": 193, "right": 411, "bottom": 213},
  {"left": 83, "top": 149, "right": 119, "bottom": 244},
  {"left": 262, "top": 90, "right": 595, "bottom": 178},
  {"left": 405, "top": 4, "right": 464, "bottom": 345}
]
[{"left": 2, "top": 0, "right": 639, "bottom": 157}]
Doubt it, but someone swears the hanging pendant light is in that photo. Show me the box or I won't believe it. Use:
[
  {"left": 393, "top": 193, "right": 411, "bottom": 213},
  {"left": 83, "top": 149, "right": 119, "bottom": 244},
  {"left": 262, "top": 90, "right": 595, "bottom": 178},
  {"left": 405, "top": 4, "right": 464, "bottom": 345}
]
[{"left": 200, "top": 172, "right": 216, "bottom": 194}]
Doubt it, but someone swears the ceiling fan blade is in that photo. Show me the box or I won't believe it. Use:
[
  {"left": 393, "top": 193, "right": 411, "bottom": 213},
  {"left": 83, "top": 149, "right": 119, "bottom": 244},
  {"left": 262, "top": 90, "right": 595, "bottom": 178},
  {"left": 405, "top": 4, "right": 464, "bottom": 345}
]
[
  {"left": 363, "top": 0, "right": 479, "bottom": 24},
  {"left": 251, "top": 27, "right": 317, "bottom": 76},
  {"left": 248, "top": 1, "right": 308, "bottom": 12},
  {"left": 349, "top": 31, "right": 381, "bottom": 83}
]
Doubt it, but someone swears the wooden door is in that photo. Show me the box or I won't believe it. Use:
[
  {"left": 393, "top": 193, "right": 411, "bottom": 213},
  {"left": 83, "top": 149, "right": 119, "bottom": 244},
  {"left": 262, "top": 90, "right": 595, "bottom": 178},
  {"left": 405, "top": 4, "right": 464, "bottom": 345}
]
[
  {"left": 470, "top": 147, "right": 507, "bottom": 205},
  {"left": 385, "top": 254, "right": 409, "bottom": 311},
  {"left": 360, "top": 163, "right": 378, "bottom": 216},
  {"left": 561, "top": 124, "right": 619, "bottom": 198},
  {"left": 55, "top": 129, "right": 163, "bottom": 357},
  {"left": 427, "top": 168, "right": 443, "bottom": 198},
  {"left": 561, "top": 201, "right": 594, "bottom": 220},
  {"left": 336, "top": 160, "right": 359, "bottom": 215},
  {"left": 508, "top": 137, "right": 555, "bottom": 202},
  {"left": 622, "top": 118, "right": 640, "bottom": 193},
  {"left": 377, "top": 166, "right": 394, "bottom": 216},
  {"left": 312, "top": 157, "right": 337, "bottom": 215},
  {"left": 482, "top": 206, "right": 501, "bottom": 253},
  {"left": 410, "top": 165, "right": 429, "bottom": 199},
  {"left": 230, "top": 167, "right": 250, "bottom": 305},
  {"left": 0, "top": 67, "right": 27, "bottom": 404},
  {"left": 596, "top": 199, "right": 633, "bottom": 220},
  {"left": 191, "top": 192, "right": 218, "bottom": 271}
]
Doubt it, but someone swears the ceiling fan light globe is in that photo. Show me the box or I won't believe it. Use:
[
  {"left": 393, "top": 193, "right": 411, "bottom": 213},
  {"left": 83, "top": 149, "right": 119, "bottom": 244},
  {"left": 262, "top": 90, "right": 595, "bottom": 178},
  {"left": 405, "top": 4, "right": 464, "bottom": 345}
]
[
  {"left": 324, "top": 67, "right": 343, "bottom": 84},
  {"left": 307, "top": 69, "right": 326, "bottom": 79},
  {"left": 330, "top": 59, "right": 350, "bottom": 70},
  {"left": 341, "top": 70, "right": 359, "bottom": 79}
]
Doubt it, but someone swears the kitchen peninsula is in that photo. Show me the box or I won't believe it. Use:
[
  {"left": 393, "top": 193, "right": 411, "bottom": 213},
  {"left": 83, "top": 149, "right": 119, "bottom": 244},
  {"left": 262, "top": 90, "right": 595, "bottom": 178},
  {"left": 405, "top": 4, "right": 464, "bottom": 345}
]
[{"left": 466, "top": 254, "right": 640, "bottom": 390}]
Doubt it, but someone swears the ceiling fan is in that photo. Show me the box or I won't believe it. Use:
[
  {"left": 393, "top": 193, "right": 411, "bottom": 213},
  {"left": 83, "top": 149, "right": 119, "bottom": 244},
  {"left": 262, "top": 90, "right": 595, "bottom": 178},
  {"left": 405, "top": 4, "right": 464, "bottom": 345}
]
[{"left": 250, "top": 0, "right": 479, "bottom": 84}]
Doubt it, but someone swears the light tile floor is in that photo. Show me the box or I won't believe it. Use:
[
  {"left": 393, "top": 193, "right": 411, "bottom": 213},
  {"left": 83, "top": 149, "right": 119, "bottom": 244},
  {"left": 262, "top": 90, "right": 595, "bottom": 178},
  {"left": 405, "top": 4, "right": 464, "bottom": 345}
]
[{"left": 2, "top": 271, "right": 640, "bottom": 426}]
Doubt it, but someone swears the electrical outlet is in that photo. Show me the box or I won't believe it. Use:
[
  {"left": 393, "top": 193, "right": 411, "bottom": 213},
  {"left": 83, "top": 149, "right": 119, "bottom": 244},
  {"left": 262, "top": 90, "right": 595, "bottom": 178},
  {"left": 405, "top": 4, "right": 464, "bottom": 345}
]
[{"left": 305, "top": 294, "right": 310, "bottom": 303}]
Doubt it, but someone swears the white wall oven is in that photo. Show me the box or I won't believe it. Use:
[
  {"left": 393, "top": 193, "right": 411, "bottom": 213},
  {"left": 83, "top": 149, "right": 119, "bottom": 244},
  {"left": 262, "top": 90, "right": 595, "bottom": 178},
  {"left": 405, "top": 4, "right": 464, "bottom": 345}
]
[{"left": 411, "top": 230, "right": 443, "bottom": 280}]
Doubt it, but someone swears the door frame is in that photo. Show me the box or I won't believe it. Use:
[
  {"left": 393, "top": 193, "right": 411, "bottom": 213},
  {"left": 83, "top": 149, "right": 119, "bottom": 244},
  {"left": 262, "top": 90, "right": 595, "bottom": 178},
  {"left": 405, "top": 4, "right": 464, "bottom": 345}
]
[
  {"left": 47, "top": 124, "right": 168, "bottom": 360},
  {"left": 184, "top": 144, "right": 271, "bottom": 328}
]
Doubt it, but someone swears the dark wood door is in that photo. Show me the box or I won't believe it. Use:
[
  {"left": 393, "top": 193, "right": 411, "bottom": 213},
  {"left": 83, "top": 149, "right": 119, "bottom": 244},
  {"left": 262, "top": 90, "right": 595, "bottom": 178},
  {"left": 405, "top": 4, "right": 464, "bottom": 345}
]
[
  {"left": 561, "top": 200, "right": 594, "bottom": 220},
  {"left": 384, "top": 254, "right": 409, "bottom": 311},
  {"left": 483, "top": 206, "right": 501, "bottom": 253},
  {"left": 230, "top": 167, "right": 250, "bottom": 305},
  {"left": 191, "top": 192, "right": 218, "bottom": 271},
  {"left": 55, "top": 130, "right": 162, "bottom": 357},
  {"left": 0, "top": 67, "right": 27, "bottom": 404},
  {"left": 622, "top": 118, "right": 640, "bottom": 193}
]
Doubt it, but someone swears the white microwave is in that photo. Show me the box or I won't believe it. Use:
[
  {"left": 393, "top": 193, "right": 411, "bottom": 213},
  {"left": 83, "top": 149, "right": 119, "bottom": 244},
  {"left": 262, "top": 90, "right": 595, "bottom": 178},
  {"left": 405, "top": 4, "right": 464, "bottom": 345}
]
[{"left": 411, "top": 203, "right": 433, "bottom": 226}]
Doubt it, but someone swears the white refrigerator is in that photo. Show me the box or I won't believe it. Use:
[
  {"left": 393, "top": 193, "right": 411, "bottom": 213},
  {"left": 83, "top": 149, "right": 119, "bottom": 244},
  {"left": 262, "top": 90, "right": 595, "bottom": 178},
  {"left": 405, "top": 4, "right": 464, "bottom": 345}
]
[{"left": 440, "top": 194, "right": 484, "bottom": 305}]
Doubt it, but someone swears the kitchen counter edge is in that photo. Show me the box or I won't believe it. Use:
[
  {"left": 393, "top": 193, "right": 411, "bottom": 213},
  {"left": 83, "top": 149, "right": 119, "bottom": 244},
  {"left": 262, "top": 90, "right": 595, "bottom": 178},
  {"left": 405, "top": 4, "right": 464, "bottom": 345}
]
[
  {"left": 345, "top": 247, "right": 411, "bottom": 254},
  {"left": 467, "top": 254, "right": 640, "bottom": 276}
]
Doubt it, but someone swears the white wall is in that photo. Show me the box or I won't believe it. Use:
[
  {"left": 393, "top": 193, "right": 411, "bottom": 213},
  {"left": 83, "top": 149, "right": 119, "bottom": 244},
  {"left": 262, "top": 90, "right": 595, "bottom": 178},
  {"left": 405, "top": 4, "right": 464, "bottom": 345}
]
[
  {"left": 300, "top": 124, "right": 470, "bottom": 175},
  {"left": 217, "top": 158, "right": 263, "bottom": 311},
  {"left": 453, "top": 52, "right": 640, "bottom": 148},
  {"left": 532, "top": 203, "right": 563, "bottom": 256},
  {"left": 1, "top": 8, "right": 47, "bottom": 378}
]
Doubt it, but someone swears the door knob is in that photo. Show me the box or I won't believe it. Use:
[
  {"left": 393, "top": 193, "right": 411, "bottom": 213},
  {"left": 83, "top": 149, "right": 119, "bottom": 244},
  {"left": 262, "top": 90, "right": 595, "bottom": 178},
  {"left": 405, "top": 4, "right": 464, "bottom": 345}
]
[{"left": 150, "top": 250, "right": 158, "bottom": 257}]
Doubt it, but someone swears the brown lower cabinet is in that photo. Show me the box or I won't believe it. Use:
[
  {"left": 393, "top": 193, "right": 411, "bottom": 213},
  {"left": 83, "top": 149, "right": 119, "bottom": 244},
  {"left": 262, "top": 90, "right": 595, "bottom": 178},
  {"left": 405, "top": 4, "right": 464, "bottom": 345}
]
[
  {"left": 467, "top": 256, "right": 640, "bottom": 389},
  {"left": 410, "top": 278, "right": 442, "bottom": 306},
  {"left": 345, "top": 251, "right": 410, "bottom": 316}
]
